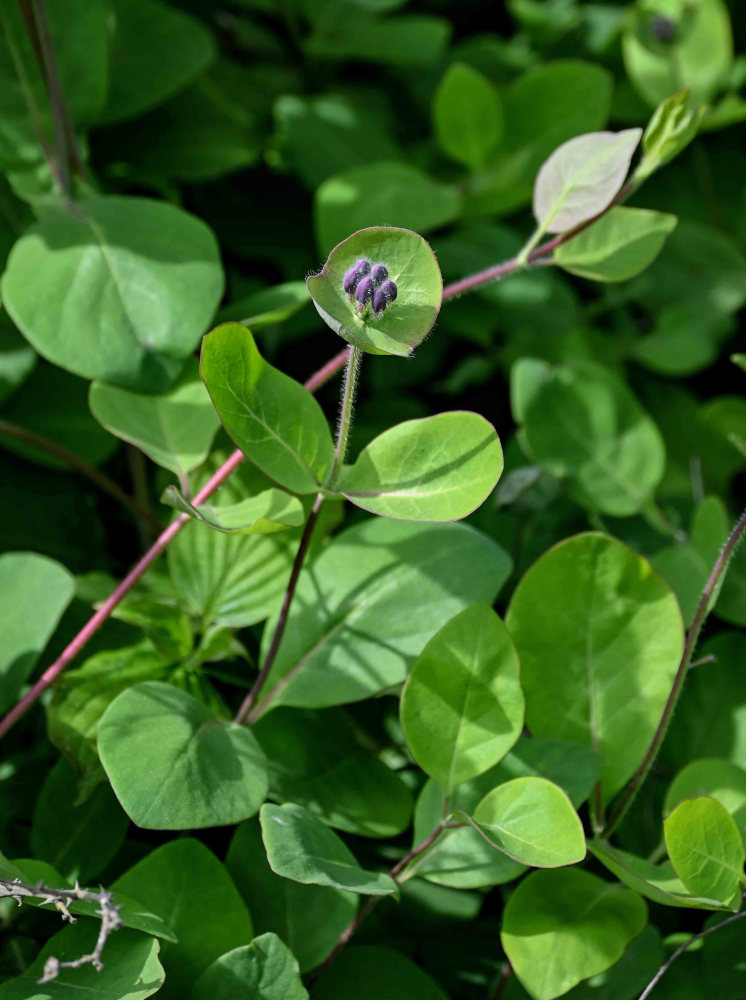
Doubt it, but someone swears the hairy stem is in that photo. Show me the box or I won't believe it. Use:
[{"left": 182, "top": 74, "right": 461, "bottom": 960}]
[
  {"left": 602, "top": 506, "right": 746, "bottom": 837},
  {"left": 234, "top": 492, "right": 325, "bottom": 725},
  {"left": 637, "top": 906, "right": 746, "bottom": 1000},
  {"left": 0, "top": 180, "right": 642, "bottom": 741},
  {"left": 0, "top": 418, "right": 160, "bottom": 530},
  {"left": 328, "top": 345, "right": 362, "bottom": 484},
  {"left": 313, "top": 824, "right": 446, "bottom": 982}
]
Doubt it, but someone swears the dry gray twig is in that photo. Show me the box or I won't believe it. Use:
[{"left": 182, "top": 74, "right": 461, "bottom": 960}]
[{"left": 0, "top": 876, "right": 122, "bottom": 982}]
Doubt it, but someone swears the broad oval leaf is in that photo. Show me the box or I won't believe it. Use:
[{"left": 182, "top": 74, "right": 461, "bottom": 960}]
[
  {"left": 665, "top": 759, "right": 746, "bottom": 835},
  {"left": 433, "top": 63, "right": 503, "bottom": 171},
  {"left": 590, "top": 840, "right": 734, "bottom": 910},
  {"left": 255, "top": 518, "right": 512, "bottom": 714},
  {"left": 89, "top": 360, "right": 220, "bottom": 477},
  {"left": 227, "top": 820, "right": 357, "bottom": 973},
  {"left": 307, "top": 226, "right": 442, "bottom": 357},
  {"left": 200, "top": 323, "right": 334, "bottom": 493},
  {"left": 0, "top": 551, "right": 74, "bottom": 715},
  {"left": 337, "top": 412, "right": 503, "bottom": 521},
  {"left": 1, "top": 196, "right": 224, "bottom": 392},
  {"left": 112, "top": 838, "right": 253, "bottom": 1000},
  {"left": 554, "top": 207, "right": 677, "bottom": 282},
  {"left": 664, "top": 796, "right": 745, "bottom": 906},
  {"left": 506, "top": 533, "right": 684, "bottom": 799},
  {"left": 253, "top": 707, "right": 412, "bottom": 838},
  {"left": 100, "top": 0, "right": 216, "bottom": 123},
  {"left": 533, "top": 128, "right": 641, "bottom": 234},
  {"left": 260, "top": 803, "right": 397, "bottom": 896},
  {"left": 512, "top": 358, "right": 665, "bottom": 516},
  {"left": 0, "top": 925, "right": 163, "bottom": 1000},
  {"left": 501, "top": 869, "right": 648, "bottom": 1000},
  {"left": 400, "top": 604, "right": 523, "bottom": 792},
  {"left": 314, "top": 164, "right": 461, "bottom": 256},
  {"left": 98, "top": 681, "right": 269, "bottom": 829},
  {"left": 192, "top": 935, "right": 308, "bottom": 1000},
  {"left": 468, "top": 776, "right": 586, "bottom": 867},
  {"left": 162, "top": 485, "right": 304, "bottom": 535}
]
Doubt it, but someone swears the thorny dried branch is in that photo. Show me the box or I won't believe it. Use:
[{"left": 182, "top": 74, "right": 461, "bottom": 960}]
[{"left": 0, "top": 876, "right": 122, "bottom": 982}]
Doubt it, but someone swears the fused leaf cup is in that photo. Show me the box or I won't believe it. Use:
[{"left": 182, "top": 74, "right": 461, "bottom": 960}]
[{"left": 307, "top": 226, "right": 443, "bottom": 357}]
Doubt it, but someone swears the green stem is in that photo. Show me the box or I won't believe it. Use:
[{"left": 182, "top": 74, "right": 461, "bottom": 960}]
[
  {"left": 328, "top": 345, "right": 362, "bottom": 485},
  {"left": 602, "top": 506, "right": 746, "bottom": 837}
]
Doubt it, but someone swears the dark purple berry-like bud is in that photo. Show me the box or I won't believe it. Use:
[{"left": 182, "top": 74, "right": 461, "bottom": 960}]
[
  {"left": 370, "top": 263, "right": 388, "bottom": 287},
  {"left": 372, "top": 279, "right": 397, "bottom": 315},
  {"left": 650, "top": 15, "right": 676, "bottom": 41},
  {"left": 343, "top": 258, "right": 371, "bottom": 295},
  {"left": 355, "top": 275, "right": 374, "bottom": 310}
]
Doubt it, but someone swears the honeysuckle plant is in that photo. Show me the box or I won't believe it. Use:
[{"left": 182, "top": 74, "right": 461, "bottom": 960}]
[{"left": 1, "top": 3, "right": 746, "bottom": 999}]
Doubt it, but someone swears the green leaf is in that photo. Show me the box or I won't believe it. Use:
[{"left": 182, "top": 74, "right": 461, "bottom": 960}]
[
  {"left": 623, "top": 0, "right": 733, "bottom": 107},
  {"left": 467, "top": 776, "right": 586, "bottom": 867},
  {"left": 556, "top": 926, "right": 664, "bottom": 1000},
  {"left": 665, "top": 759, "right": 746, "bottom": 837},
  {"left": 664, "top": 796, "right": 745, "bottom": 905},
  {"left": 227, "top": 819, "right": 357, "bottom": 973},
  {"left": 433, "top": 63, "right": 503, "bottom": 171},
  {"left": 109, "top": 596, "right": 194, "bottom": 661},
  {"left": 311, "top": 946, "right": 449, "bottom": 1000},
  {"left": 273, "top": 93, "right": 400, "bottom": 190},
  {"left": 633, "top": 304, "right": 733, "bottom": 377},
  {"left": 98, "top": 681, "right": 268, "bottom": 829},
  {"left": 0, "top": 0, "right": 108, "bottom": 168},
  {"left": 506, "top": 532, "right": 684, "bottom": 799},
  {"left": 260, "top": 802, "right": 398, "bottom": 896},
  {"left": 0, "top": 317, "right": 35, "bottom": 406},
  {"left": 216, "top": 282, "right": 310, "bottom": 328},
  {"left": 255, "top": 518, "right": 512, "bottom": 713},
  {"left": 200, "top": 323, "right": 334, "bottom": 492},
  {"left": 400, "top": 604, "right": 523, "bottom": 792},
  {"left": 253, "top": 707, "right": 413, "bottom": 838},
  {"left": 113, "top": 839, "right": 253, "bottom": 1000},
  {"left": 0, "top": 925, "right": 163, "bottom": 1000},
  {"left": 307, "top": 226, "right": 443, "bottom": 357},
  {"left": 305, "top": 12, "right": 450, "bottom": 67},
  {"left": 47, "top": 640, "right": 174, "bottom": 786},
  {"left": 653, "top": 496, "right": 729, "bottom": 625},
  {"left": 112, "top": 58, "right": 262, "bottom": 183},
  {"left": 501, "top": 869, "right": 648, "bottom": 1000},
  {"left": 192, "top": 934, "right": 308, "bottom": 1000},
  {"left": 31, "top": 758, "right": 128, "bottom": 883},
  {"left": 168, "top": 495, "right": 296, "bottom": 628},
  {"left": 1, "top": 363, "right": 116, "bottom": 469},
  {"left": 463, "top": 61, "right": 613, "bottom": 218},
  {"left": 162, "top": 485, "right": 305, "bottom": 535},
  {"left": 1, "top": 196, "right": 224, "bottom": 392},
  {"left": 0, "top": 551, "right": 73, "bottom": 714},
  {"left": 532, "top": 128, "right": 641, "bottom": 234},
  {"left": 314, "top": 164, "right": 461, "bottom": 256},
  {"left": 589, "top": 840, "right": 729, "bottom": 909},
  {"left": 512, "top": 359, "right": 665, "bottom": 516},
  {"left": 337, "top": 412, "right": 503, "bottom": 520},
  {"left": 714, "top": 532, "right": 746, "bottom": 627},
  {"left": 100, "top": 0, "right": 216, "bottom": 123},
  {"left": 554, "top": 207, "right": 677, "bottom": 282},
  {"left": 634, "top": 90, "right": 705, "bottom": 182},
  {"left": 89, "top": 360, "right": 220, "bottom": 477}
]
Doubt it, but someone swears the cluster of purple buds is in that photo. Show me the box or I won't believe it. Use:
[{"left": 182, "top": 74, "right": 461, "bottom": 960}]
[{"left": 343, "top": 258, "right": 398, "bottom": 319}]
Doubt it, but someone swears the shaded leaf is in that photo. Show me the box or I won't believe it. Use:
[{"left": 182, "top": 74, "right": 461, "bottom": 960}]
[
  {"left": 162, "top": 485, "right": 304, "bottom": 535},
  {"left": 192, "top": 934, "right": 308, "bottom": 1000},
  {"left": 433, "top": 63, "right": 503, "bottom": 170},
  {"left": 98, "top": 682, "right": 268, "bottom": 829},
  {"left": 260, "top": 803, "right": 397, "bottom": 895}
]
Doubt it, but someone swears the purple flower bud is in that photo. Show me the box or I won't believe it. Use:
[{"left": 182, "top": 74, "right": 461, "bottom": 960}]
[
  {"left": 650, "top": 15, "right": 676, "bottom": 41},
  {"left": 372, "top": 279, "right": 397, "bottom": 315},
  {"left": 355, "top": 275, "right": 374, "bottom": 310},
  {"left": 343, "top": 258, "right": 371, "bottom": 295},
  {"left": 370, "top": 264, "right": 388, "bottom": 287}
]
